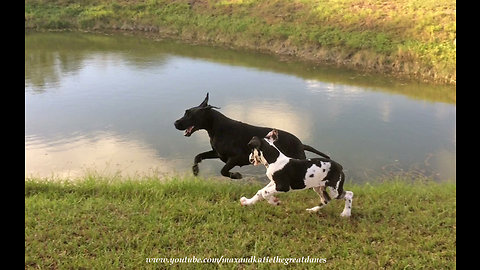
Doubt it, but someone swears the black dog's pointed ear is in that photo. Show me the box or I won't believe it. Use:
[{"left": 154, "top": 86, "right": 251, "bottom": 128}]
[
  {"left": 202, "top": 105, "right": 221, "bottom": 110},
  {"left": 199, "top": 92, "right": 209, "bottom": 107}
]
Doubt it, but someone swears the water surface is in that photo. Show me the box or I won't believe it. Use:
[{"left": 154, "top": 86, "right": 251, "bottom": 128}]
[{"left": 25, "top": 31, "right": 456, "bottom": 182}]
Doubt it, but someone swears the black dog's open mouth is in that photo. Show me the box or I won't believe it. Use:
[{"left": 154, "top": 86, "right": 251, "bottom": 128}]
[{"left": 184, "top": 126, "right": 195, "bottom": 137}]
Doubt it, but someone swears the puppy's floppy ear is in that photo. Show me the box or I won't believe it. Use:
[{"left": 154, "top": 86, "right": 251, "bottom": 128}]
[
  {"left": 199, "top": 92, "right": 209, "bottom": 107},
  {"left": 248, "top": 136, "right": 261, "bottom": 149},
  {"left": 266, "top": 129, "right": 279, "bottom": 141},
  {"left": 272, "top": 129, "right": 279, "bottom": 141}
]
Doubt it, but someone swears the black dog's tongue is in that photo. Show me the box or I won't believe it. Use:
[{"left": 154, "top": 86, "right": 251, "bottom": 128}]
[{"left": 184, "top": 126, "right": 194, "bottom": 136}]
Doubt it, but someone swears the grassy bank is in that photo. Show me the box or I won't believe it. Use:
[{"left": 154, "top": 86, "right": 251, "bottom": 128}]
[
  {"left": 25, "top": 176, "right": 456, "bottom": 269},
  {"left": 25, "top": 0, "right": 456, "bottom": 85}
]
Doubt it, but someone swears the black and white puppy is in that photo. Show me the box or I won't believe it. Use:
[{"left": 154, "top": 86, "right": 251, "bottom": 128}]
[{"left": 240, "top": 129, "right": 354, "bottom": 217}]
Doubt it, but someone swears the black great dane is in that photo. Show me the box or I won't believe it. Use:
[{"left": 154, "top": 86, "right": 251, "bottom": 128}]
[{"left": 174, "top": 93, "right": 330, "bottom": 179}]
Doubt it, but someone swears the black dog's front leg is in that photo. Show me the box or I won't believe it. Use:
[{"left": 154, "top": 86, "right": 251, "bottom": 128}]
[
  {"left": 193, "top": 150, "right": 219, "bottom": 176},
  {"left": 221, "top": 157, "right": 243, "bottom": 179}
]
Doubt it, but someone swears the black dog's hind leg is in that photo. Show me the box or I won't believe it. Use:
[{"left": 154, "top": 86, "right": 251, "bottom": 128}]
[
  {"left": 193, "top": 150, "right": 219, "bottom": 176},
  {"left": 220, "top": 157, "right": 243, "bottom": 179}
]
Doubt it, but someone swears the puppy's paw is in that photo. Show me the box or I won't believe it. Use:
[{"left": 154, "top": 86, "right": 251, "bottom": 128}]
[
  {"left": 306, "top": 206, "right": 321, "bottom": 213},
  {"left": 268, "top": 197, "right": 281, "bottom": 206},
  {"left": 240, "top": 197, "right": 248, "bottom": 206}
]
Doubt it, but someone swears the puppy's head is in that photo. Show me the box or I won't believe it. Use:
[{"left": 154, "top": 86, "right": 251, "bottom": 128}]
[
  {"left": 248, "top": 136, "right": 265, "bottom": 166},
  {"left": 248, "top": 130, "right": 281, "bottom": 167}
]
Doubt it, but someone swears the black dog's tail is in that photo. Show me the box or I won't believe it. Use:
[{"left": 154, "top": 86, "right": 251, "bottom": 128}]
[{"left": 303, "top": 144, "right": 330, "bottom": 159}]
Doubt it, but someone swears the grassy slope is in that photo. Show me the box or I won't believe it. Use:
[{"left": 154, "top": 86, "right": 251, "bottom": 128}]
[
  {"left": 25, "top": 177, "right": 456, "bottom": 269},
  {"left": 25, "top": 0, "right": 456, "bottom": 85}
]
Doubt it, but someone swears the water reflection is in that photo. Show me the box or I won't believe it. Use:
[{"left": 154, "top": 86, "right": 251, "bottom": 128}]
[
  {"left": 26, "top": 131, "right": 187, "bottom": 178},
  {"left": 25, "top": 31, "right": 169, "bottom": 92},
  {"left": 25, "top": 31, "right": 456, "bottom": 182},
  {"left": 26, "top": 31, "right": 455, "bottom": 103}
]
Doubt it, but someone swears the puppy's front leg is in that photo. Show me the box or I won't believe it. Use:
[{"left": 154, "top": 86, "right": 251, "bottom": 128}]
[{"left": 240, "top": 181, "right": 280, "bottom": 206}]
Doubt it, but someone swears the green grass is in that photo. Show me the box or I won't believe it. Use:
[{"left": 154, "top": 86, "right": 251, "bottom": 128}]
[
  {"left": 25, "top": 0, "right": 456, "bottom": 85},
  {"left": 25, "top": 176, "right": 456, "bottom": 269}
]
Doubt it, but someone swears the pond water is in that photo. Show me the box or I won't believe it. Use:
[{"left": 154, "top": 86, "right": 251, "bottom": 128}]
[{"left": 25, "top": 31, "right": 456, "bottom": 182}]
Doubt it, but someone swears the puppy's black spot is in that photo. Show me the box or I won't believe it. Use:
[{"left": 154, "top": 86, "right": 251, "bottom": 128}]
[
  {"left": 309, "top": 174, "right": 314, "bottom": 178},
  {"left": 323, "top": 169, "right": 326, "bottom": 172}
]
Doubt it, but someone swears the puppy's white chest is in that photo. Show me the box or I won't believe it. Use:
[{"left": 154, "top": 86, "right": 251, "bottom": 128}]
[{"left": 266, "top": 158, "right": 289, "bottom": 180}]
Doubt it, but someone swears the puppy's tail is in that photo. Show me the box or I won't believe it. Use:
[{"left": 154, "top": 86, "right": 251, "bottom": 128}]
[{"left": 303, "top": 144, "right": 330, "bottom": 159}]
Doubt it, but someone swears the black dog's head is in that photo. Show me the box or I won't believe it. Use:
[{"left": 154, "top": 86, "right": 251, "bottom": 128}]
[
  {"left": 247, "top": 129, "right": 280, "bottom": 167},
  {"left": 174, "top": 93, "right": 220, "bottom": 137}
]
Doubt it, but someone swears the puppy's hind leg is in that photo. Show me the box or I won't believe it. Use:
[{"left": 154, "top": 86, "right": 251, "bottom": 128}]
[
  {"left": 306, "top": 186, "right": 330, "bottom": 213},
  {"left": 334, "top": 172, "right": 353, "bottom": 218},
  {"left": 340, "top": 191, "right": 354, "bottom": 218}
]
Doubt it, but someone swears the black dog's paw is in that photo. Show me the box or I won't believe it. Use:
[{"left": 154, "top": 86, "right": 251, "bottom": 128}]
[
  {"left": 230, "top": 172, "right": 242, "bottom": 179},
  {"left": 192, "top": 164, "right": 199, "bottom": 176}
]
